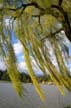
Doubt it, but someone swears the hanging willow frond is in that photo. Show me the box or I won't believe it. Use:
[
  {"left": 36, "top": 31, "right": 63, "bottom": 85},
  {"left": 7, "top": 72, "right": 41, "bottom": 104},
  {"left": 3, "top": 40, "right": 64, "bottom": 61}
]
[
  {"left": 15, "top": 23, "right": 45, "bottom": 101},
  {"left": 6, "top": 42, "right": 23, "bottom": 97},
  {"left": 49, "top": 37, "right": 71, "bottom": 91},
  {"left": 21, "top": 26, "right": 65, "bottom": 95},
  {"left": 0, "top": 18, "right": 24, "bottom": 97},
  {"left": 24, "top": 46, "right": 45, "bottom": 101}
]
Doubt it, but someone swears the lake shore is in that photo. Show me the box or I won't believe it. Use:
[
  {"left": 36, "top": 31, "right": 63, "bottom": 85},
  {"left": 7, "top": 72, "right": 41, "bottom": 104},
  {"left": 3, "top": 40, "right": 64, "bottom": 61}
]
[{"left": 0, "top": 82, "right": 71, "bottom": 108}]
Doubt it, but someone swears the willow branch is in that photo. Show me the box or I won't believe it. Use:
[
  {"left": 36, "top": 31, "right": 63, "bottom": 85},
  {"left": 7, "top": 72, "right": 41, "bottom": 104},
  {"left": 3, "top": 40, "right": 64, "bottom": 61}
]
[
  {"left": 58, "top": 0, "right": 63, "bottom": 6},
  {"left": 51, "top": 5, "right": 71, "bottom": 41}
]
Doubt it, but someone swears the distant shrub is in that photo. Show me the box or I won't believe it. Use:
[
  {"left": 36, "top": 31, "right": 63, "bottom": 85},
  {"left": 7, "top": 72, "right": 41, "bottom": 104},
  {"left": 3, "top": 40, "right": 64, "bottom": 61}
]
[{"left": 64, "top": 104, "right": 71, "bottom": 108}]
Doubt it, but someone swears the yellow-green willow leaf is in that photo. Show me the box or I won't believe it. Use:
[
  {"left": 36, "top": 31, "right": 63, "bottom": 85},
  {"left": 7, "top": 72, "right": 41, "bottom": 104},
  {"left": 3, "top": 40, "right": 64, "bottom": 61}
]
[
  {"left": 63, "top": 79, "right": 71, "bottom": 91},
  {"left": 16, "top": 24, "right": 46, "bottom": 78},
  {"left": 17, "top": 22, "right": 65, "bottom": 95},
  {"left": 39, "top": 47, "right": 65, "bottom": 95},
  {"left": 20, "top": 25, "right": 64, "bottom": 95},
  {"left": 25, "top": 6, "right": 36, "bottom": 15},
  {"left": 33, "top": 0, "right": 52, "bottom": 8},
  {"left": 53, "top": 38, "right": 69, "bottom": 75},
  {"left": 6, "top": 41, "right": 23, "bottom": 97},
  {"left": 44, "top": 60, "right": 64, "bottom": 95},
  {"left": 31, "top": 37, "right": 64, "bottom": 95},
  {"left": 7, "top": 58, "right": 23, "bottom": 96},
  {"left": 0, "top": 43, "right": 6, "bottom": 57},
  {"left": 24, "top": 46, "right": 45, "bottom": 101},
  {"left": 30, "top": 37, "right": 46, "bottom": 74},
  {"left": 21, "top": 26, "right": 46, "bottom": 75},
  {"left": 47, "top": 37, "right": 71, "bottom": 91},
  {"left": 62, "top": 0, "right": 71, "bottom": 13},
  {"left": 41, "top": 15, "right": 56, "bottom": 32},
  {"left": 51, "top": 38, "right": 71, "bottom": 80}
]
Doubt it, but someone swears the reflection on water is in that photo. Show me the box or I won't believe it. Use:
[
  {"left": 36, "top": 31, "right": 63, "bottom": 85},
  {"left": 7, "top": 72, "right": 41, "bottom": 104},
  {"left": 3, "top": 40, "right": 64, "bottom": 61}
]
[{"left": 0, "top": 82, "right": 71, "bottom": 108}]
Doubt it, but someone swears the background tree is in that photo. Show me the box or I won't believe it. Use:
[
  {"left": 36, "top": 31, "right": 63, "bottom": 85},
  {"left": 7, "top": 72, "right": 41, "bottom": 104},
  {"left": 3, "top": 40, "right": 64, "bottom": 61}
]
[
  {"left": 0, "top": 0, "right": 71, "bottom": 101},
  {"left": 0, "top": 70, "right": 3, "bottom": 80}
]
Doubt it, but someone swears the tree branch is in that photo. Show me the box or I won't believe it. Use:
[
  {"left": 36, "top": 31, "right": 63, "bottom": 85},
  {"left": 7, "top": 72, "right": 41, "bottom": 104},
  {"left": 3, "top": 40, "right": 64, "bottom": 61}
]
[
  {"left": 58, "top": 0, "right": 63, "bottom": 6},
  {"left": 51, "top": 5, "right": 71, "bottom": 41}
]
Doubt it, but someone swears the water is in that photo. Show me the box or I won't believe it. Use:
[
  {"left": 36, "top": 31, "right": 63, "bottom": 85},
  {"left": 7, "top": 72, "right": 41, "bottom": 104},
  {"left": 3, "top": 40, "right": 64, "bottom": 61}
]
[{"left": 0, "top": 82, "right": 71, "bottom": 108}]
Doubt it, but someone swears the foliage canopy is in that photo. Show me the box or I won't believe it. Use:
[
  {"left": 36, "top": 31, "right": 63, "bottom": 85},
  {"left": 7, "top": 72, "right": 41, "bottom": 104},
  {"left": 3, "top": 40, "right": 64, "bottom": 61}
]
[{"left": 0, "top": 0, "right": 71, "bottom": 101}]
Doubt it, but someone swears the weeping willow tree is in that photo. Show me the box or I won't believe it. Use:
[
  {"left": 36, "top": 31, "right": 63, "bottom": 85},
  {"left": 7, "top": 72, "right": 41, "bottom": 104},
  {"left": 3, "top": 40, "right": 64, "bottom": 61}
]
[{"left": 0, "top": 0, "right": 71, "bottom": 101}]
